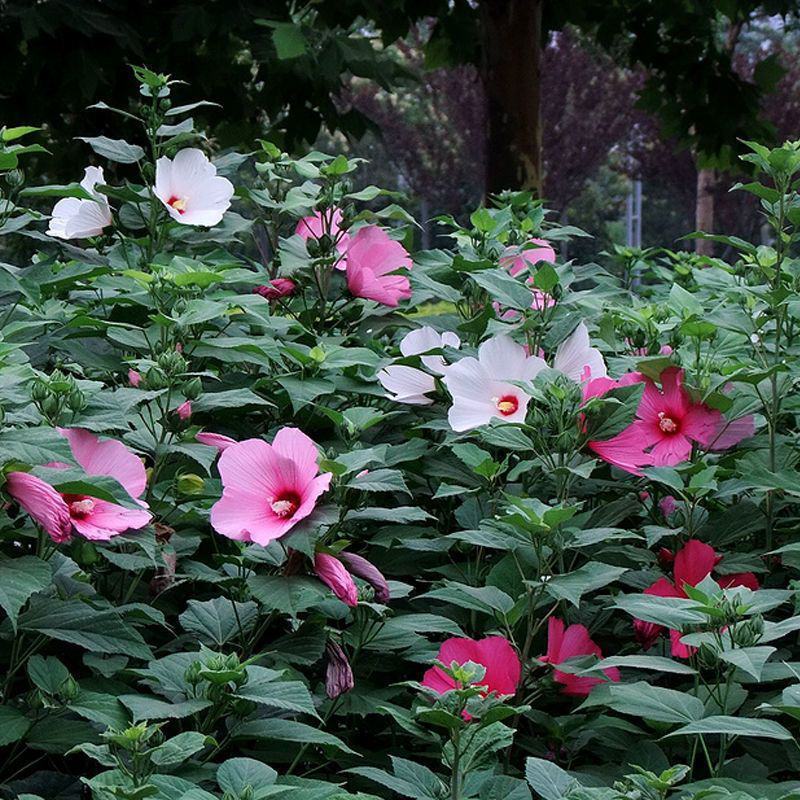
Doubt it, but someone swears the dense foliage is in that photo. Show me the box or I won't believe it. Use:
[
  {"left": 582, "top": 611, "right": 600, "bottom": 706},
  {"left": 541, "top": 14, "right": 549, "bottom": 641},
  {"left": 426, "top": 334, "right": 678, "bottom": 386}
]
[{"left": 1, "top": 70, "right": 800, "bottom": 800}]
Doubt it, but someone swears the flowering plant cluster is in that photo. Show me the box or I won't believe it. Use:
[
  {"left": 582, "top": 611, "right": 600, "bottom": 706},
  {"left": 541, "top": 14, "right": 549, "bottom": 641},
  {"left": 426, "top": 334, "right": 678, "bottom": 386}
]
[{"left": 0, "top": 70, "right": 800, "bottom": 800}]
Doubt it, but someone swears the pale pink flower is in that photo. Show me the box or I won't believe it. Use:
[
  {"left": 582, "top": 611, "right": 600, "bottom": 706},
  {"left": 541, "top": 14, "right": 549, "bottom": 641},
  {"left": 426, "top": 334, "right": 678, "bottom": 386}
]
[
  {"left": 500, "top": 238, "right": 556, "bottom": 277},
  {"left": 377, "top": 365, "right": 436, "bottom": 405},
  {"left": 48, "top": 166, "right": 112, "bottom": 240},
  {"left": 541, "top": 618, "right": 620, "bottom": 696},
  {"left": 400, "top": 327, "right": 460, "bottom": 374},
  {"left": 422, "top": 636, "right": 521, "bottom": 700},
  {"left": 128, "top": 369, "right": 141, "bottom": 388},
  {"left": 296, "top": 208, "right": 350, "bottom": 270},
  {"left": 314, "top": 552, "right": 358, "bottom": 607},
  {"left": 196, "top": 432, "right": 237, "bottom": 452},
  {"left": 552, "top": 322, "right": 607, "bottom": 383},
  {"left": 175, "top": 400, "right": 192, "bottom": 421},
  {"left": 210, "top": 428, "right": 332, "bottom": 545},
  {"left": 154, "top": 148, "right": 234, "bottom": 227},
  {"left": 443, "top": 335, "right": 546, "bottom": 431},
  {"left": 346, "top": 226, "right": 412, "bottom": 307},
  {"left": 6, "top": 428, "right": 151, "bottom": 542}
]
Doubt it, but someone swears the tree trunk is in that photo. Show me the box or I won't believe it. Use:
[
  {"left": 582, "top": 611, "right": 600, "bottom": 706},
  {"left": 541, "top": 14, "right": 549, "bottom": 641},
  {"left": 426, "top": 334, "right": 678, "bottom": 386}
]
[
  {"left": 480, "top": 0, "right": 543, "bottom": 196},
  {"left": 695, "top": 167, "right": 716, "bottom": 256}
]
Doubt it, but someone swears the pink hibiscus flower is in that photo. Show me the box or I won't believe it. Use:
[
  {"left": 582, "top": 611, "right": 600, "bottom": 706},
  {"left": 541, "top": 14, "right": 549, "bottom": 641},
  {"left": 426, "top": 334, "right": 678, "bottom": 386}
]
[
  {"left": 5, "top": 428, "right": 151, "bottom": 542},
  {"left": 196, "top": 432, "right": 237, "bottom": 452},
  {"left": 584, "top": 367, "right": 752, "bottom": 473},
  {"left": 634, "top": 539, "right": 760, "bottom": 657},
  {"left": 540, "top": 618, "right": 620, "bottom": 696},
  {"left": 345, "top": 226, "right": 413, "bottom": 307},
  {"left": 210, "top": 427, "right": 332, "bottom": 545},
  {"left": 500, "top": 238, "right": 556, "bottom": 277},
  {"left": 422, "top": 636, "right": 521, "bottom": 701},
  {"left": 296, "top": 207, "right": 351, "bottom": 269}
]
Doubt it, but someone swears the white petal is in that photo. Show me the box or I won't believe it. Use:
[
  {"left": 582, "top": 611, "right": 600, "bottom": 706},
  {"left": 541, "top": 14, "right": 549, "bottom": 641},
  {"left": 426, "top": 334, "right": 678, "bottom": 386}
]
[
  {"left": 400, "top": 326, "right": 442, "bottom": 357},
  {"left": 154, "top": 156, "right": 173, "bottom": 204},
  {"left": 377, "top": 366, "right": 435, "bottom": 405},
  {"left": 169, "top": 148, "right": 217, "bottom": 193},
  {"left": 81, "top": 166, "right": 105, "bottom": 196},
  {"left": 553, "top": 322, "right": 607, "bottom": 383}
]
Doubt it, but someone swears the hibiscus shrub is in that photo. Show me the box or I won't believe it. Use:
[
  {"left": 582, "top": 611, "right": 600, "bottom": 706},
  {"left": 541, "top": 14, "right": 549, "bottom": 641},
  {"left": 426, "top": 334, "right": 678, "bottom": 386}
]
[{"left": 1, "top": 69, "right": 800, "bottom": 800}]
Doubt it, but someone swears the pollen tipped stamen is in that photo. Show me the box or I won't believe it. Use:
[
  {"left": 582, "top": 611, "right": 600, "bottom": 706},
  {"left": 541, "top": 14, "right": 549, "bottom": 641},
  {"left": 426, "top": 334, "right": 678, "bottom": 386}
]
[
  {"left": 67, "top": 497, "right": 95, "bottom": 518},
  {"left": 658, "top": 411, "right": 678, "bottom": 433},
  {"left": 493, "top": 394, "right": 519, "bottom": 416},
  {"left": 167, "top": 195, "right": 187, "bottom": 214},
  {"left": 270, "top": 497, "right": 299, "bottom": 518}
]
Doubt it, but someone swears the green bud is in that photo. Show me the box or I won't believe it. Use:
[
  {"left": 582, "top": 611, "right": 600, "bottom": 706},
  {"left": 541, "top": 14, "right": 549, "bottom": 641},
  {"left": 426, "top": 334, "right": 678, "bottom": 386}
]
[
  {"left": 309, "top": 346, "right": 326, "bottom": 363},
  {"left": 41, "top": 395, "right": 60, "bottom": 418},
  {"left": 145, "top": 367, "right": 168, "bottom": 390},
  {"left": 176, "top": 473, "right": 205, "bottom": 495},
  {"left": 67, "top": 389, "right": 87, "bottom": 412},
  {"left": 31, "top": 379, "right": 49, "bottom": 401},
  {"left": 73, "top": 539, "right": 99, "bottom": 566},
  {"left": 182, "top": 377, "right": 202, "bottom": 400},
  {"left": 5, "top": 168, "right": 24, "bottom": 188}
]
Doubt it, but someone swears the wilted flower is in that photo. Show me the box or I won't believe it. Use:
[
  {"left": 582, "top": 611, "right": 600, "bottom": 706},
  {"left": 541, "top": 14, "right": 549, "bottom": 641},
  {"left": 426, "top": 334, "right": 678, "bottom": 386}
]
[
  {"left": 210, "top": 428, "right": 332, "bottom": 545},
  {"left": 154, "top": 148, "right": 234, "bottom": 227},
  {"left": 346, "top": 226, "right": 412, "bottom": 307},
  {"left": 48, "top": 166, "right": 112, "bottom": 240},
  {"left": 196, "top": 432, "right": 237, "bottom": 452},
  {"left": 325, "top": 641, "right": 354, "bottom": 699},
  {"left": 339, "top": 551, "right": 391, "bottom": 603},
  {"left": 6, "top": 428, "right": 151, "bottom": 542},
  {"left": 314, "top": 552, "right": 358, "bottom": 607}
]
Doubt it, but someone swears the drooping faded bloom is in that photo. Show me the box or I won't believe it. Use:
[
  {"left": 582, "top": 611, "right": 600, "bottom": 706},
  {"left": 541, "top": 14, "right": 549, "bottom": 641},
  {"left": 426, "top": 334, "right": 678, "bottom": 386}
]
[
  {"left": 325, "top": 641, "right": 354, "bottom": 699},
  {"left": 540, "top": 618, "right": 620, "bottom": 696},
  {"left": 500, "top": 238, "right": 556, "bottom": 277},
  {"left": 48, "top": 166, "right": 113, "bottom": 240},
  {"left": 296, "top": 208, "right": 351, "bottom": 270},
  {"left": 583, "top": 367, "right": 752, "bottom": 473},
  {"left": 634, "top": 539, "right": 759, "bottom": 657},
  {"left": 552, "top": 322, "right": 607, "bottom": 383},
  {"left": 422, "top": 636, "right": 521, "bottom": 700},
  {"left": 339, "top": 551, "right": 391, "bottom": 603},
  {"left": 314, "top": 552, "right": 358, "bottom": 607},
  {"left": 376, "top": 326, "right": 461, "bottom": 406},
  {"left": 210, "top": 428, "right": 332, "bottom": 545},
  {"left": 444, "top": 335, "right": 546, "bottom": 431},
  {"left": 154, "top": 148, "right": 234, "bottom": 227},
  {"left": 346, "top": 226, "right": 413, "bottom": 307},
  {"left": 6, "top": 428, "right": 151, "bottom": 542}
]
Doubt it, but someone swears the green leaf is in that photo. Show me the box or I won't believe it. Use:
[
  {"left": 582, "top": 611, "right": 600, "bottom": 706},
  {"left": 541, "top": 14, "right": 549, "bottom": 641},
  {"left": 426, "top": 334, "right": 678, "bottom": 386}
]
[
  {"left": 248, "top": 575, "right": 328, "bottom": 615},
  {"left": 27, "top": 654, "right": 69, "bottom": 694},
  {"left": 119, "top": 695, "right": 211, "bottom": 722},
  {"left": 178, "top": 597, "right": 258, "bottom": 646},
  {"left": 77, "top": 136, "right": 144, "bottom": 163},
  {"left": 718, "top": 646, "right": 776, "bottom": 681},
  {"left": 0, "top": 426, "right": 75, "bottom": 467},
  {"left": 149, "top": 731, "right": 211, "bottom": 766},
  {"left": 545, "top": 562, "right": 627, "bottom": 607},
  {"left": 235, "top": 718, "right": 357, "bottom": 755},
  {"left": 471, "top": 268, "right": 535, "bottom": 310},
  {"left": 235, "top": 666, "right": 319, "bottom": 718},
  {"left": 591, "top": 655, "right": 697, "bottom": 675},
  {"left": 217, "top": 758, "right": 278, "bottom": 799},
  {"left": 666, "top": 716, "right": 792, "bottom": 740},
  {"left": 0, "top": 705, "right": 31, "bottom": 746},
  {"left": 271, "top": 22, "right": 308, "bottom": 59},
  {"left": 580, "top": 681, "right": 705, "bottom": 723},
  {"left": 0, "top": 556, "right": 52, "bottom": 631},
  {"left": 525, "top": 757, "right": 575, "bottom": 800}
]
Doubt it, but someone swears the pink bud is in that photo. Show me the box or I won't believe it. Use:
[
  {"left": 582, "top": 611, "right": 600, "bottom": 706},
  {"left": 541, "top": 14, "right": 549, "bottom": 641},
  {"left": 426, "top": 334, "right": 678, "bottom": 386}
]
[
  {"left": 253, "top": 277, "right": 297, "bottom": 300},
  {"left": 339, "top": 551, "right": 391, "bottom": 604},
  {"left": 659, "top": 495, "right": 678, "bottom": 518},
  {"left": 175, "top": 400, "right": 192, "bottom": 421},
  {"left": 128, "top": 369, "right": 141, "bottom": 388},
  {"left": 314, "top": 552, "right": 358, "bottom": 607},
  {"left": 325, "top": 641, "right": 354, "bottom": 699}
]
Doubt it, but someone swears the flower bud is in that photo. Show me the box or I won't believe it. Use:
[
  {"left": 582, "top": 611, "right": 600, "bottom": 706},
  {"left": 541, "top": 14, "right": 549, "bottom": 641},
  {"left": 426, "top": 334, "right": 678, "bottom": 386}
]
[
  {"left": 314, "top": 552, "right": 358, "bottom": 607},
  {"left": 253, "top": 277, "right": 297, "bottom": 300},
  {"left": 183, "top": 377, "right": 202, "bottom": 400},
  {"left": 174, "top": 400, "right": 192, "bottom": 421},
  {"left": 339, "top": 551, "right": 391, "bottom": 603},
  {"left": 67, "top": 389, "right": 87, "bottom": 412},
  {"left": 31, "top": 379, "right": 49, "bottom": 401},
  {"left": 325, "top": 641, "right": 354, "bottom": 699},
  {"left": 128, "top": 369, "right": 142, "bottom": 388},
  {"left": 145, "top": 367, "right": 168, "bottom": 390},
  {"left": 177, "top": 473, "right": 205, "bottom": 495}
]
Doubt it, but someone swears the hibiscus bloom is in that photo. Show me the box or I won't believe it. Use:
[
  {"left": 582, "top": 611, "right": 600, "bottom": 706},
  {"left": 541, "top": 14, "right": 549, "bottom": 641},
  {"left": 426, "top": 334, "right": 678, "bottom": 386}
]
[
  {"left": 210, "top": 427, "right": 332, "bottom": 545},
  {"left": 634, "top": 539, "right": 760, "bottom": 657},
  {"left": 377, "top": 327, "right": 461, "bottom": 405},
  {"left": 154, "top": 148, "right": 234, "bottom": 227},
  {"left": 345, "top": 226, "right": 413, "bottom": 307},
  {"left": 541, "top": 618, "right": 621, "bottom": 696},
  {"left": 443, "top": 335, "right": 546, "bottom": 431},
  {"left": 296, "top": 208, "right": 350, "bottom": 270},
  {"left": 6, "top": 428, "right": 151, "bottom": 542},
  {"left": 48, "top": 166, "right": 112, "bottom": 240},
  {"left": 552, "top": 322, "right": 607, "bottom": 383},
  {"left": 584, "top": 367, "right": 752, "bottom": 473},
  {"left": 422, "top": 636, "right": 521, "bottom": 701},
  {"left": 500, "top": 238, "right": 556, "bottom": 277}
]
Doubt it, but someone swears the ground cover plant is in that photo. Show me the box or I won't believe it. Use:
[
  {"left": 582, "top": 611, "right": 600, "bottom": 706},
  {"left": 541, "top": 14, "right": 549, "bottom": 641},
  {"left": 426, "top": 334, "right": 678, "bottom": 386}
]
[{"left": 1, "top": 68, "right": 800, "bottom": 800}]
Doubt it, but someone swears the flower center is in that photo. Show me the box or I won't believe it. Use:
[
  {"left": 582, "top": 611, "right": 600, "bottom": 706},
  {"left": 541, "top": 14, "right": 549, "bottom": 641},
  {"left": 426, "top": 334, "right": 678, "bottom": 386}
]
[
  {"left": 167, "top": 195, "right": 187, "bottom": 214},
  {"left": 658, "top": 411, "right": 679, "bottom": 434},
  {"left": 494, "top": 394, "right": 519, "bottom": 416},
  {"left": 63, "top": 494, "right": 95, "bottom": 519},
  {"left": 270, "top": 492, "right": 301, "bottom": 518}
]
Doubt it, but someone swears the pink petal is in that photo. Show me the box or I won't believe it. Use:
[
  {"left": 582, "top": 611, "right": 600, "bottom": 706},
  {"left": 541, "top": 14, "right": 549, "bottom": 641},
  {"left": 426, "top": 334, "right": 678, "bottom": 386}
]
[
  {"left": 674, "top": 540, "right": 717, "bottom": 591},
  {"left": 5, "top": 472, "right": 71, "bottom": 542},
  {"left": 71, "top": 499, "right": 152, "bottom": 541},
  {"left": 475, "top": 636, "right": 521, "bottom": 695},
  {"left": 272, "top": 427, "right": 323, "bottom": 486},
  {"left": 196, "top": 432, "right": 237, "bottom": 452},
  {"left": 58, "top": 428, "right": 147, "bottom": 499}
]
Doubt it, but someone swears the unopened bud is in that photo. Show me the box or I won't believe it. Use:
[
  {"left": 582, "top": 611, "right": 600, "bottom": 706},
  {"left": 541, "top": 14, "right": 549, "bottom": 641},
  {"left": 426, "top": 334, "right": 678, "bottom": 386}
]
[{"left": 176, "top": 473, "right": 205, "bottom": 495}]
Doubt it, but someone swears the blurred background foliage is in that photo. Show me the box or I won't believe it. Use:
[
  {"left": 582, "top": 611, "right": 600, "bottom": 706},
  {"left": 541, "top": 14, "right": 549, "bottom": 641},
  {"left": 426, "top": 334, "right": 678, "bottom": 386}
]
[{"left": 2, "top": 0, "right": 800, "bottom": 256}]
